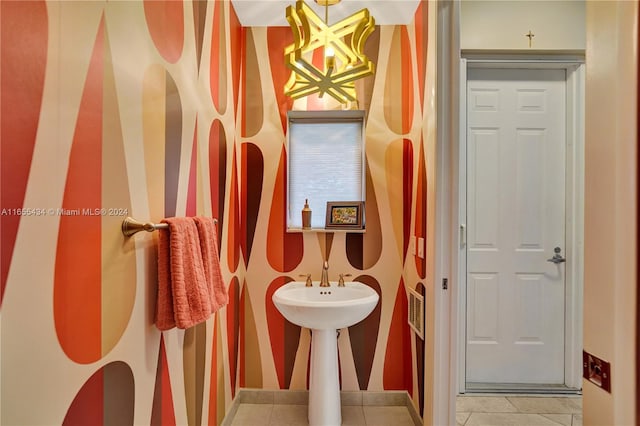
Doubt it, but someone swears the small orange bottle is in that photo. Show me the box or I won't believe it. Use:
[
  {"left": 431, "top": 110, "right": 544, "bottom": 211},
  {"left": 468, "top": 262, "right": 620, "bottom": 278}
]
[{"left": 302, "top": 199, "right": 312, "bottom": 229}]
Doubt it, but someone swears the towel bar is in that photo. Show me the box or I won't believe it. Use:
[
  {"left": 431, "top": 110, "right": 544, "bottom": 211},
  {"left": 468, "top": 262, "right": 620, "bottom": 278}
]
[{"left": 122, "top": 216, "right": 217, "bottom": 237}]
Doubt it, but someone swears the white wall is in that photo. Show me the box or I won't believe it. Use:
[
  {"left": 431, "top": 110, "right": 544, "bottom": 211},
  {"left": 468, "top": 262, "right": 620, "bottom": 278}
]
[
  {"left": 583, "top": 1, "right": 637, "bottom": 425},
  {"left": 460, "top": 0, "right": 585, "bottom": 51}
]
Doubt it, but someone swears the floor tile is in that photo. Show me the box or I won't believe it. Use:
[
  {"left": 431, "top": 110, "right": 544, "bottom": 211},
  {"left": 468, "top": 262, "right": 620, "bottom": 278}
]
[
  {"left": 341, "top": 405, "right": 366, "bottom": 426},
  {"left": 507, "top": 397, "right": 582, "bottom": 414},
  {"left": 567, "top": 398, "right": 582, "bottom": 411},
  {"left": 231, "top": 404, "right": 273, "bottom": 426},
  {"left": 362, "top": 406, "right": 415, "bottom": 426},
  {"left": 457, "top": 412, "right": 471, "bottom": 426},
  {"left": 465, "top": 412, "right": 569, "bottom": 426},
  {"left": 456, "top": 396, "right": 518, "bottom": 413},
  {"left": 269, "top": 404, "right": 308, "bottom": 426},
  {"left": 571, "top": 413, "right": 583, "bottom": 426},
  {"left": 541, "top": 414, "right": 573, "bottom": 426}
]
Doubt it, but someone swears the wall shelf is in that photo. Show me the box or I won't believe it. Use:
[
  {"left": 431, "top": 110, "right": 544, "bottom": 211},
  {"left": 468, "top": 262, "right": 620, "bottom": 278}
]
[{"left": 287, "top": 227, "right": 365, "bottom": 234}]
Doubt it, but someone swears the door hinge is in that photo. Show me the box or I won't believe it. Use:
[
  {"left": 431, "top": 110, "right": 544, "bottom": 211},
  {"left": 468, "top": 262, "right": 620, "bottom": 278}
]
[{"left": 442, "top": 278, "right": 448, "bottom": 290}]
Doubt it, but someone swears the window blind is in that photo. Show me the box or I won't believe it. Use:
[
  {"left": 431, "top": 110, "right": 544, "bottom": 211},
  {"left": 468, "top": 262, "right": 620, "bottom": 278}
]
[{"left": 288, "top": 115, "right": 364, "bottom": 229}]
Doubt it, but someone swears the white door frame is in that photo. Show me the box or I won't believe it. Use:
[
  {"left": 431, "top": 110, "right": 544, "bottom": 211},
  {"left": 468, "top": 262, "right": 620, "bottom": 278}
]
[
  {"left": 431, "top": 44, "right": 586, "bottom": 422},
  {"left": 453, "top": 56, "right": 585, "bottom": 393}
]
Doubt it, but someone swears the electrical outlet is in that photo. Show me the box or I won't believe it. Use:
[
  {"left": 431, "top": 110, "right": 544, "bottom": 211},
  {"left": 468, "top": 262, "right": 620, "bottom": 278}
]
[
  {"left": 583, "top": 350, "right": 611, "bottom": 392},
  {"left": 417, "top": 237, "right": 425, "bottom": 258}
]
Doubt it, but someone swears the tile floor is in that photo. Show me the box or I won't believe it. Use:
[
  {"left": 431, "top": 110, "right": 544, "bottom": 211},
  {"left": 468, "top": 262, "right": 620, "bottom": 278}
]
[
  {"left": 226, "top": 390, "right": 419, "bottom": 426},
  {"left": 456, "top": 395, "right": 583, "bottom": 426},
  {"left": 227, "top": 393, "right": 582, "bottom": 425},
  {"left": 230, "top": 403, "right": 416, "bottom": 426}
]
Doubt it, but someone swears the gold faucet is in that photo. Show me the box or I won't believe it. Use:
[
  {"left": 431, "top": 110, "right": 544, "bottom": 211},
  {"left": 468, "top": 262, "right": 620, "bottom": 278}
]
[
  {"left": 338, "top": 273, "right": 352, "bottom": 287},
  {"left": 319, "top": 260, "right": 330, "bottom": 287},
  {"left": 299, "top": 273, "right": 313, "bottom": 287}
]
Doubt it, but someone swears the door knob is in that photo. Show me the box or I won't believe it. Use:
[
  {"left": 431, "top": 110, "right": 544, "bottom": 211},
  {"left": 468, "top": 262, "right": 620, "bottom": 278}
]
[{"left": 547, "top": 247, "right": 566, "bottom": 264}]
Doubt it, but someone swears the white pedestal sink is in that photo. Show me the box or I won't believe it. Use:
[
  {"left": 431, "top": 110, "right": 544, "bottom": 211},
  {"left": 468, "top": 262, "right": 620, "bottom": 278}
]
[{"left": 272, "top": 281, "right": 379, "bottom": 426}]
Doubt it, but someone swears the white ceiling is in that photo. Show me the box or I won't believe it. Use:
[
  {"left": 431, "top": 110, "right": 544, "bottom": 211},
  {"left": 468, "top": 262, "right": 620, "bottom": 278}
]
[{"left": 230, "top": 0, "right": 421, "bottom": 27}]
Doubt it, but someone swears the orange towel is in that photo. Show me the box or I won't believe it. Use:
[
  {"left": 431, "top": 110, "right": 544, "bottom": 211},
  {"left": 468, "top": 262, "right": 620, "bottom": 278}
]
[
  {"left": 193, "top": 216, "right": 228, "bottom": 311},
  {"left": 155, "top": 217, "right": 213, "bottom": 330}
]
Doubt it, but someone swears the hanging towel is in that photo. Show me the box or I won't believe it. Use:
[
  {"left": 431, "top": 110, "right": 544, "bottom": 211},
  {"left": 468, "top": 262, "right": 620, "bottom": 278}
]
[
  {"left": 155, "top": 217, "right": 213, "bottom": 330},
  {"left": 193, "top": 216, "right": 228, "bottom": 311}
]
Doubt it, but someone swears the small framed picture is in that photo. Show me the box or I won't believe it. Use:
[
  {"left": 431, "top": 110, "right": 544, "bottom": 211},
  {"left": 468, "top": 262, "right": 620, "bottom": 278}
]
[{"left": 325, "top": 201, "right": 364, "bottom": 229}]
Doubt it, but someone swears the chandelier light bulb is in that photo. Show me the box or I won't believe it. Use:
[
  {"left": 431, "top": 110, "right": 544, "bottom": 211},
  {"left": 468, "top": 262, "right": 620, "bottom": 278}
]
[{"left": 325, "top": 46, "right": 335, "bottom": 58}]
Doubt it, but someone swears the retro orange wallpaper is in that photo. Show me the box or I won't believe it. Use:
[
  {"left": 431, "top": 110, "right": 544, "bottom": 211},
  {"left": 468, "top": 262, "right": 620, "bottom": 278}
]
[{"left": 0, "top": 1, "right": 436, "bottom": 424}]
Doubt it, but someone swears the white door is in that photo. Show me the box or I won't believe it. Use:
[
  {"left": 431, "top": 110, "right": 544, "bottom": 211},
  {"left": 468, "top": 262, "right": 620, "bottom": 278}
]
[{"left": 466, "top": 68, "right": 567, "bottom": 385}]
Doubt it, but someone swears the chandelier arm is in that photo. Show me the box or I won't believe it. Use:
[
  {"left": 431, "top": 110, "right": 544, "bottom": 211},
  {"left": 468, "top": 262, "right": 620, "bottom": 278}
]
[
  {"left": 286, "top": 74, "right": 357, "bottom": 103},
  {"left": 287, "top": 62, "right": 354, "bottom": 96},
  {"left": 325, "top": 86, "right": 358, "bottom": 103},
  {"left": 290, "top": 2, "right": 314, "bottom": 50},
  {"left": 330, "top": 67, "right": 374, "bottom": 85},
  {"left": 285, "top": 8, "right": 305, "bottom": 52},
  {"left": 289, "top": 62, "right": 332, "bottom": 83},
  {"left": 352, "top": 16, "right": 376, "bottom": 57}
]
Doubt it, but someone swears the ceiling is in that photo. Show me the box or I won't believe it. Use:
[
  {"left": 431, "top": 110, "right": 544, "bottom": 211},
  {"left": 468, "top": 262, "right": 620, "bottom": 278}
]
[{"left": 230, "top": 0, "right": 421, "bottom": 27}]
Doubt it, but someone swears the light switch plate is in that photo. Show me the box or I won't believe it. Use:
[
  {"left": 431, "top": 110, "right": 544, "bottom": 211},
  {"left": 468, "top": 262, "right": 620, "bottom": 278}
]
[
  {"left": 417, "top": 237, "right": 425, "bottom": 258},
  {"left": 410, "top": 236, "right": 416, "bottom": 256}
]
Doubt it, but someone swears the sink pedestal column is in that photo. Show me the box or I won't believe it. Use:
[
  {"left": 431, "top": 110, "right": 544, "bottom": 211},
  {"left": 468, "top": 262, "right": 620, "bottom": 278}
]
[{"left": 308, "top": 329, "right": 341, "bottom": 426}]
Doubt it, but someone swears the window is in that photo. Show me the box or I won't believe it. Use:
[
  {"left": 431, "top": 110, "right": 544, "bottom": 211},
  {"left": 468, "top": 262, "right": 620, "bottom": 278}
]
[{"left": 287, "top": 110, "right": 365, "bottom": 230}]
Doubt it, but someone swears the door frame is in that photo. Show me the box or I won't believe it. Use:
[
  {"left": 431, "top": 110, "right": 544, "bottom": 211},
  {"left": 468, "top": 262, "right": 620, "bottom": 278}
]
[
  {"left": 450, "top": 56, "right": 585, "bottom": 394},
  {"left": 457, "top": 57, "right": 585, "bottom": 392},
  {"left": 458, "top": 58, "right": 584, "bottom": 393}
]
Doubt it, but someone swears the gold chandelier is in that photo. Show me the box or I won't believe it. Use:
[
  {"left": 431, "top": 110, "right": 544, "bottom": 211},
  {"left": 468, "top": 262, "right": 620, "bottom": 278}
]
[{"left": 284, "top": 0, "right": 376, "bottom": 104}]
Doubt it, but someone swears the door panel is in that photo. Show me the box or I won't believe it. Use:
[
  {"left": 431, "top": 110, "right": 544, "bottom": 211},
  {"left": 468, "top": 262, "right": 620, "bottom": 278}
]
[
  {"left": 467, "top": 273, "right": 499, "bottom": 343},
  {"left": 466, "top": 68, "right": 566, "bottom": 385}
]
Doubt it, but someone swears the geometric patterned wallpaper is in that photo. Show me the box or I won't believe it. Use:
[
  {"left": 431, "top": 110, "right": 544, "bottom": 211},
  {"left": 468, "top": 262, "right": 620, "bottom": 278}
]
[{"left": 0, "top": 0, "right": 436, "bottom": 424}]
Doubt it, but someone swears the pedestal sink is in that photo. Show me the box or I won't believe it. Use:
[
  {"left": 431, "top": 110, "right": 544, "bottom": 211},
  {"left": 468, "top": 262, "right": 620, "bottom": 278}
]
[{"left": 272, "top": 281, "right": 379, "bottom": 426}]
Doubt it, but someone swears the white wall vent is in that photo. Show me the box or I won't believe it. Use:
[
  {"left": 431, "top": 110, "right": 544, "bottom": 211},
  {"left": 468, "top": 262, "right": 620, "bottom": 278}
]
[{"left": 408, "top": 287, "right": 424, "bottom": 340}]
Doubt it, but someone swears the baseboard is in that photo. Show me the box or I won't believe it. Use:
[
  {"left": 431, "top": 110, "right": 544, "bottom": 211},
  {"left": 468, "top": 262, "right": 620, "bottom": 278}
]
[{"left": 222, "top": 389, "right": 422, "bottom": 425}]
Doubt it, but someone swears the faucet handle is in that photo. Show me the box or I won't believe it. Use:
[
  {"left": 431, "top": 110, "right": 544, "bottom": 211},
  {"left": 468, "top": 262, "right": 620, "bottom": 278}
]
[
  {"left": 299, "top": 274, "right": 313, "bottom": 287},
  {"left": 338, "top": 273, "right": 352, "bottom": 287}
]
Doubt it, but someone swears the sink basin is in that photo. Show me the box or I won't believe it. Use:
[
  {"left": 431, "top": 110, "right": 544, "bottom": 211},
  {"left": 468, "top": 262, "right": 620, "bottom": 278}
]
[
  {"left": 272, "top": 281, "right": 379, "bottom": 330},
  {"left": 272, "top": 281, "right": 380, "bottom": 426}
]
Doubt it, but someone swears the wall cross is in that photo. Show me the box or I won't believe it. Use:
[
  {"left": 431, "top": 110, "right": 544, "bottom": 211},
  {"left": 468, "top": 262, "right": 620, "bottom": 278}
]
[{"left": 525, "top": 30, "right": 535, "bottom": 48}]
